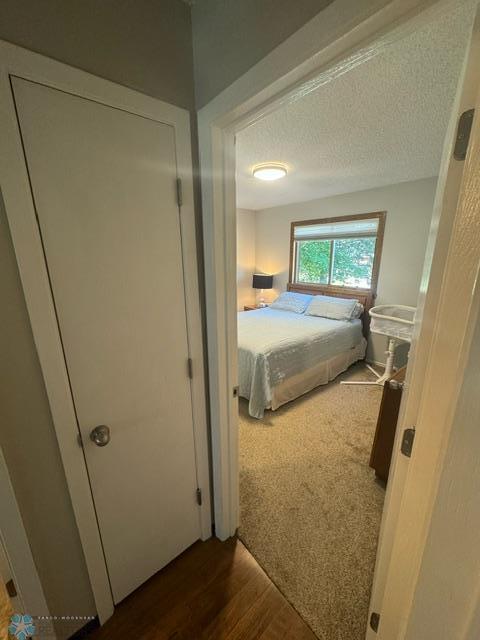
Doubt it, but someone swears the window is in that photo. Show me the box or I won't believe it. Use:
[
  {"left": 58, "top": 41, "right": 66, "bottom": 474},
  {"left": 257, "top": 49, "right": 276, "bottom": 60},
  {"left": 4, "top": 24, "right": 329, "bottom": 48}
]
[{"left": 290, "top": 212, "right": 385, "bottom": 292}]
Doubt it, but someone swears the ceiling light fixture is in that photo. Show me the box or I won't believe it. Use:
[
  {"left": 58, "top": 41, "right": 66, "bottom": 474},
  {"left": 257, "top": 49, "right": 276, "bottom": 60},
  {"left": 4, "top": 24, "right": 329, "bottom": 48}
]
[{"left": 252, "top": 163, "right": 288, "bottom": 181}]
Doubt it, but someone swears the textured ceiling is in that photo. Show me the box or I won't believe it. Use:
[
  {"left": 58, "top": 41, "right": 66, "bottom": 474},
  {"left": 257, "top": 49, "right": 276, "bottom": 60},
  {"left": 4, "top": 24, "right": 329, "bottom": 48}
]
[{"left": 236, "top": 2, "right": 475, "bottom": 211}]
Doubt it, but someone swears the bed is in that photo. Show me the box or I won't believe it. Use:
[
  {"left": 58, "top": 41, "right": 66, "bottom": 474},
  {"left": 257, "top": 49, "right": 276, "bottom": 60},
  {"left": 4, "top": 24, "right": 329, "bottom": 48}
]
[{"left": 238, "top": 284, "right": 372, "bottom": 418}]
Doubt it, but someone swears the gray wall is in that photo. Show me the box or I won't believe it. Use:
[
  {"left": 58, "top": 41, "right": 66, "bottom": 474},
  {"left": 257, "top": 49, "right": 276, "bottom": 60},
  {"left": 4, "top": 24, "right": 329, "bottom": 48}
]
[
  {"left": 253, "top": 178, "right": 438, "bottom": 366},
  {"left": 236, "top": 209, "right": 256, "bottom": 310},
  {"left": 191, "top": 0, "right": 334, "bottom": 107},
  {"left": 0, "top": 0, "right": 195, "bottom": 110},
  {"left": 0, "top": 0, "right": 196, "bottom": 632}
]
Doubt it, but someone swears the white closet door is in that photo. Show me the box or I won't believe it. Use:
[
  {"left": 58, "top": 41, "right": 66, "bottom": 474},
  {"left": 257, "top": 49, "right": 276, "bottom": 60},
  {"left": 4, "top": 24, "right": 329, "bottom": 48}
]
[{"left": 12, "top": 77, "right": 201, "bottom": 603}]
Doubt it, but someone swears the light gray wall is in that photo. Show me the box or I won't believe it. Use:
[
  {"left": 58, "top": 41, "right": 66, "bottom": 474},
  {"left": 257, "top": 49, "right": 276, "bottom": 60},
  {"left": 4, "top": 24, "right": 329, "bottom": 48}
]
[
  {"left": 0, "top": 0, "right": 195, "bottom": 110},
  {"left": 254, "top": 177, "right": 437, "bottom": 365},
  {"left": 236, "top": 209, "right": 256, "bottom": 310},
  {"left": 0, "top": 0, "right": 196, "bottom": 632},
  {"left": 191, "top": 0, "right": 334, "bottom": 107}
]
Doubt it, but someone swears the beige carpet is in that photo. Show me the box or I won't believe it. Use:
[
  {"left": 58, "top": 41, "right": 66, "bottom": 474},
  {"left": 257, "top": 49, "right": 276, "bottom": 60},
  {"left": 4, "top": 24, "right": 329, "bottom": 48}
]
[{"left": 238, "top": 363, "right": 385, "bottom": 640}]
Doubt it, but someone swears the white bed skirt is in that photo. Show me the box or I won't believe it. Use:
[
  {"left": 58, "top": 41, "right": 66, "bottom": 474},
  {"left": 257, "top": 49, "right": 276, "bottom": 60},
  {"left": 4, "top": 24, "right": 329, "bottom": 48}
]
[{"left": 270, "top": 338, "right": 367, "bottom": 411}]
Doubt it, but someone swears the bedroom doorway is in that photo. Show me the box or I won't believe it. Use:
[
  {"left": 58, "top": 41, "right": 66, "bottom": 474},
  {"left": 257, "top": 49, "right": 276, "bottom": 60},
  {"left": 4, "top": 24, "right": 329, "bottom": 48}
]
[{"left": 230, "top": 2, "right": 477, "bottom": 638}]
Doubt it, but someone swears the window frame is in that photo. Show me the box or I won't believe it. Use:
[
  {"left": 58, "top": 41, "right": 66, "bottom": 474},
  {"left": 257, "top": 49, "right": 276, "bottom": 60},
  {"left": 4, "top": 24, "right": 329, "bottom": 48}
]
[{"left": 289, "top": 211, "right": 386, "bottom": 295}]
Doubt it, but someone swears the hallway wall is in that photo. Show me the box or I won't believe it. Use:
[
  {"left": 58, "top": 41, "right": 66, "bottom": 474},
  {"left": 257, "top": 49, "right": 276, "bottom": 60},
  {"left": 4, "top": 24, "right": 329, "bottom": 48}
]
[
  {"left": 0, "top": 1, "right": 195, "bottom": 633},
  {"left": 0, "top": 0, "right": 195, "bottom": 110},
  {"left": 191, "top": 0, "right": 396, "bottom": 107}
]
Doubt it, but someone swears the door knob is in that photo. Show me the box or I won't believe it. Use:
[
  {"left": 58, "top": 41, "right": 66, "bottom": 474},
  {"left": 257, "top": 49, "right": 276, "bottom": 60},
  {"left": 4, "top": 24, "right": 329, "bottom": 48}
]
[{"left": 90, "top": 424, "right": 110, "bottom": 446}]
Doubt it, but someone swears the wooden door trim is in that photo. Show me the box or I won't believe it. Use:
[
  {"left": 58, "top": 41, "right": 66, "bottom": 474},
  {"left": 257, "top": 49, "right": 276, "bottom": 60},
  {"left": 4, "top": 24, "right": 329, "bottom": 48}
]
[
  {"left": 288, "top": 210, "right": 386, "bottom": 296},
  {"left": 0, "top": 39, "right": 211, "bottom": 624}
]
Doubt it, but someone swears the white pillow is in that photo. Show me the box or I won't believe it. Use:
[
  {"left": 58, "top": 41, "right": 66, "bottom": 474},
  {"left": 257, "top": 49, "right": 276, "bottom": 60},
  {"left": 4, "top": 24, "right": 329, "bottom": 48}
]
[
  {"left": 270, "top": 291, "right": 313, "bottom": 314},
  {"left": 352, "top": 302, "right": 364, "bottom": 319},
  {"left": 305, "top": 295, "right": 359, "bottom": 321}
]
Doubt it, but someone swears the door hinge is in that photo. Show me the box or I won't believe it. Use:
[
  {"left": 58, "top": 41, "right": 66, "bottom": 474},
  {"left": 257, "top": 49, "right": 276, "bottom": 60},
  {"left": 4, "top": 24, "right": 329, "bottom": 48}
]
[
  {"left": 454, "top": 108, "right": 474, "bottom": 160},
  {"left": 5, "top": 579, "right": 17, "bottom": 599},
  {"left": 233, "top": 386, "right": 239, "bottom": 398},
  {"left": 401, "top": 427, "right": 416, "bottom": 458},
  {"left": 187, "top": 357, "right": 193, "bottom": 379},
  {"left": 370, "top": 612, "right": 380, "bottom": 633},
  {"left": 176, "top": 177, "right": 183, "bottom": 207},
  {"left": 196, "top": 488, "right": 202, "bottom": 506}
]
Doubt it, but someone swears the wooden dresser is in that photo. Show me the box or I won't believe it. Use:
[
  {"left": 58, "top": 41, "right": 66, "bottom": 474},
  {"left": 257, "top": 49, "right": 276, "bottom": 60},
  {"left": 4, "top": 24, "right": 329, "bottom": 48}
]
[{"left": 369, "top": 366, "right": 406, "bottom": 483}]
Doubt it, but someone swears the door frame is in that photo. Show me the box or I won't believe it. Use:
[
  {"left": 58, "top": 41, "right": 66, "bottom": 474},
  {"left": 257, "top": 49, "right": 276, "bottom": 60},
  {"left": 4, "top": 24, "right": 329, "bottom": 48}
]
[
  {"left": 198, "top": 0, "right": 456, "bottom": 539},
  {"left": 198, "top": 0, "right": 477, "bottom": 632},
  {"left": 0, "top": 447, "right": 54, "bottom": 635},
  {"left": 365, "top": 9, "right": 480, "bottom": 636},
  {"left": 0, "top": 40, "right": 211, "bottom": 623}
]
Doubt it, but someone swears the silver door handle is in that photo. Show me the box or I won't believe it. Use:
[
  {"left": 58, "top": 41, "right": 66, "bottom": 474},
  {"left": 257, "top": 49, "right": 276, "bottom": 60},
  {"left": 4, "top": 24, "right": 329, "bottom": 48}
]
[{"left": 90, "top": 424, "right": 110, "bottom": 446}]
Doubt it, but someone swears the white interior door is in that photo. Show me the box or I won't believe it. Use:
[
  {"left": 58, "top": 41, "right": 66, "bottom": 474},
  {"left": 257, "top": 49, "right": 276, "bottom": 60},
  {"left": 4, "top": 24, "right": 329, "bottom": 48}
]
[{"left": 12, "top": 77, "right": 202, "bottom": 604}]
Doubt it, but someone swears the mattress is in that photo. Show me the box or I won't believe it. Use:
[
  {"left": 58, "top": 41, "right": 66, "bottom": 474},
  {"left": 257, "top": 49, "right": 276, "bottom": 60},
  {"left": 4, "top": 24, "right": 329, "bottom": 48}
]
[{"left": 238, "top": 307, "right": 365, "bottom": 418}]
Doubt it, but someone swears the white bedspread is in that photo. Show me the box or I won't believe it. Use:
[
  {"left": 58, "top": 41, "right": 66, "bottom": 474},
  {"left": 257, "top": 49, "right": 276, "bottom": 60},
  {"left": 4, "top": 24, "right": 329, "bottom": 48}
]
[{"left": 238, "top": 307, "right": 364, "bottom": 418}]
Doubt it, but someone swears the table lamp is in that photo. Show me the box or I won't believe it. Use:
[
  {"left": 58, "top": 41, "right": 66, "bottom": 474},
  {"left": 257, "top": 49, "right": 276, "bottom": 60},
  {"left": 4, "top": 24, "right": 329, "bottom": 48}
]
[{"left": 252, "top": 273, "right": 273, "bottom": 307}]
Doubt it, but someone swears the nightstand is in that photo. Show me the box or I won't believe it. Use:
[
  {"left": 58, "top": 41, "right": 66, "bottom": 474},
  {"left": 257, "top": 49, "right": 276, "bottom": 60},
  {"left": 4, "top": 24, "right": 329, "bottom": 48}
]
[{"left": 243, "top": 305, "right": 258, "bottom": 311}]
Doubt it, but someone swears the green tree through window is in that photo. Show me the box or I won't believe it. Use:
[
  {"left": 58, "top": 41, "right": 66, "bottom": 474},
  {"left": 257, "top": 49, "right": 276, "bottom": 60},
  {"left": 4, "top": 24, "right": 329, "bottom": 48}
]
[
  {"left": 331, "top": 237, "right": 376, "bottom": 288},
  {"left": 295, "top": 237, "right": 376, "bottom": 287},
  {"left": 291, "top": 213, "right": 385, "bottom": 290},
  {"left": 297, "top": 240, "right": 331, "bottom": 284}
]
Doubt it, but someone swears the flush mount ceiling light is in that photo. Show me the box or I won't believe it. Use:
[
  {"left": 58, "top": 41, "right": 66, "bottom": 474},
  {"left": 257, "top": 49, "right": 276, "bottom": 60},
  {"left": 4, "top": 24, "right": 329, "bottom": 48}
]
[{"left": 252, "top": 163, "right": 288, "bottom": 181}]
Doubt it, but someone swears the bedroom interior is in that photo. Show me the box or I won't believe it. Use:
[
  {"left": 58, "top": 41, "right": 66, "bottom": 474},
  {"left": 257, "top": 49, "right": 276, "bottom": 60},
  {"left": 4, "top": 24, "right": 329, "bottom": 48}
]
[
  {"left": 0, "top": 1, "right": 478, "bottom": 639},
  {"left": 234, "top": 3, "right": 474, "bottom": 639}
]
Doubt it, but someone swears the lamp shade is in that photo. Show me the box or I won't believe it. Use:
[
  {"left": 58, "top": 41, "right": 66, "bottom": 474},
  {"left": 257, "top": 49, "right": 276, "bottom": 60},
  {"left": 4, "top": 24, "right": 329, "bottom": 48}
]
[{"left": 252, "top": 273, "right": 273, "bottom": 289}]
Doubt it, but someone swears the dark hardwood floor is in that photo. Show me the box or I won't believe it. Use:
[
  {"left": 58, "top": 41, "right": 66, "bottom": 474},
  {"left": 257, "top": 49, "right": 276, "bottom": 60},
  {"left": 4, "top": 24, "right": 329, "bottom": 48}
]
[{"left": 89, "top": 537, "right": 316, "bottom": 639}]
